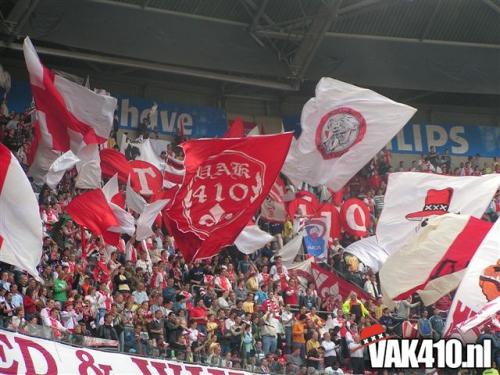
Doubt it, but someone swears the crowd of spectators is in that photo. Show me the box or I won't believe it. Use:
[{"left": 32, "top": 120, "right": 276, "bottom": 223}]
[{"left": 0, "top": 104, "right": 499, "bottom": 375}]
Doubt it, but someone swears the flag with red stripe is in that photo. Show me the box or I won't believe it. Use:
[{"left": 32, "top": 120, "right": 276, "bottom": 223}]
[
  {"left": 380, "top": 214, "right": 493, "bottom": 306},
  {"left": 0, "top": 143, "right": 43, "bottom": 279}
]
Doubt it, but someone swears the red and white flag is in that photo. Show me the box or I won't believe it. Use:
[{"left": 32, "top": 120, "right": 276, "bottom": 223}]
[
  {"left": 282, "top": 78, "right": 416, "bottom": 191},
  {"left": 66, "top": 189, "right": 119, "bottom": 239},
  {"left": 318, "top": 203, "right": 342, "bottom": 241},
  {"left": 0, "top": 143, "right": 43, "bottom": 279},
  {"left": 224, "top": 117, "right": 246, "bottom": 138},
  {"left": 311, "top": 263, "right": 373, "bottom": 301},
  {"left": 260, "top": 177, "right": 288, "bottom": 223},
  {"left": 340, "top": 198, "right": 370, "bottom": 238},
  {"left": 444, "top": 218, "right": 500, "bottom": 341},
  {"left": 129, "top": 160, "right": 163, "bottom": 197},
  {"left": 101, "top": 175, "right": 135, "bottom": 239},
  {"left": 136, "top": 199, "right": 170, "bottom": 241},
  {"left": 379, "top": 214, "right": 493, "bottom": 306},
  {"left": 166, "top": 133, "right": 293, "bottom": 262},
  {"left": 23, "top": 37, "right": 116, "bottom": 178},
  {"left": 235, "top": 222, "right": 274, "bottom": 255},
  {"left": 377, "top": 172, "right": 500, "bottom": 255},
  {"left": 288, "top": 191, "right": 320, "bottom": 218}
]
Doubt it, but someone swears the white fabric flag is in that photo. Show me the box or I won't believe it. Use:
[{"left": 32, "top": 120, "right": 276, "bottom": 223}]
[
  {"left": 278, "top": 232, "right": 304, "bottom": 267},
  {"left": 377, "top": 172, "right": 500, "bottom": 255},
  {"left": 45, "top": 150, "right": 80, "bottom": 189},
  {"left": 75, "top": 144, "right": 102, "bottom": 189},
  {"left": 345, "top": 236, "right": 389, "bottom": 272},
  {"left": 0, "top": 144, "right": 43, "bottom": 279},
  {"left": 126, "top": 179, "right": 147, "bottom": 214},
  {"left": 136, "top": 199, "right": 169, "bottom": 241},
  {"left": 101, "top": 174, "right": 135, "bottom": 236},
  {"left": 379, "top": 214, "right": 492, "bottom": 307},
  {"left": 235, "top": 224, "right": 274, "bottom": 255},
  {"left": 102, "top": 174, "right": 119, "bottom": 202},
  {"left": 444, "top": 218, "right": 500, "bottom": 342},
  {"left": 282, "top": 78, "right": 416, "bottom": 191}
]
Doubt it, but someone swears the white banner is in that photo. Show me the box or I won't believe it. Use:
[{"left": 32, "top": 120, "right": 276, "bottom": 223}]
[
  {"left": 344, "top": 236, "right": 389, "bottom": 272},
  {"left": 377, "top": 172, "right": 500, "bottom": 255},
  {"left": 0, "top": 329, "right": 255, "bottom": 375}
]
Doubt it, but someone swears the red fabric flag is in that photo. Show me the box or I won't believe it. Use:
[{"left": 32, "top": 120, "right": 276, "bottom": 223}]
[
  {"left": 129, "top": 160, "right": 163, "bottom": 196},
  {"left": 224, "top": 117, "right": 246, "bottom": 138},
  {"left": 100, "top": 148, "right": 131, "bottom": 184},
  {"left": 166, "top": 133, "right": 293, "bottom": 262},
  {"left": 66, "top": 189, "right": 119, "bottom": 236},
  {"left": 318, "top": 203, "right": 342, "bottom": 240},
  {"left": 311, "top": 263, "right": 373, "bottom": 302},
  {"left": 340, "top": 198, "right": 371, "bottom": 237},
  {"left": 288, "top": 191, "right": 320, "bottom": 218}
]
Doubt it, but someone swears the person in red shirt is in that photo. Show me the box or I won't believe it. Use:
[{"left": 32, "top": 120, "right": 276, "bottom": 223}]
[
  {"left": 284, "top": 278, "right": 299, "bottom": 307},
  {"left": 189, "top": 298, "right": 208, "bottom": 335},
  {"left": 23, "top": 288, "right": 38, "bottom": 321}
]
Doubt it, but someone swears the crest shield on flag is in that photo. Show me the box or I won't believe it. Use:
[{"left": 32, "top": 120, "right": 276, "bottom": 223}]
[{"left": 167, "top": 133, "right": 293, "bottom": 262}]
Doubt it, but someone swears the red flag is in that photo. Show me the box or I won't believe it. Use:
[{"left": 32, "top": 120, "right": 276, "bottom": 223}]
[
  {"left": 166, "top": 133, "right": 293, "bottom": 262},
  {"left": 311, "top": 263, "right": 373, "bottom": 301},
  {"left": 318, "top": 203, "right": 342, "bottom": 240},
  {"left": 129, "top": 160, "right": 163, "bottom": 196},
  {"left": 66, "top": 189, "right": 119, "bottom": 236},
  {"left": 288, "top": 191, "right": 320, "bottom": 218},
  {"left": 100, "top": 149, "right": 131, "bottom": 184},
  {"left": 340, "top": 198, "right": 371, "bottom": 237},
  {"left": 224, "top": 117, "right": 246, "bottom": 138}
]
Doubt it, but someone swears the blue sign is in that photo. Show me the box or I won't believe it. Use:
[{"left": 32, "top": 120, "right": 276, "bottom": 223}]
[
  {"left": 5, "top": 81, "right": 228, "bottom": 138},
  {"left": 117, "top": 96, "right": 227, "bottom": 138},
  {"left": 282, "top": 114, "right": 499, "bottom": 157}
]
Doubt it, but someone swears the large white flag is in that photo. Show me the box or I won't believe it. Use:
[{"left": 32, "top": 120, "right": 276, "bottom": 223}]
[
  {"left": 444, "top": 218, "right": 500, "bottom": 342},
  {"left": 379, "top": 214, "right": 492, "bottom": 306},
  {"left": 377, "top": 172, "right": 500, "bottom": 255},
  {"left": 235, "top": 224, "right": 274, "bottom": 255},
  {"left": 344, "top": 236, "right": 389, "bottom": 273},
  {"left": 0, "top": 144, "right": 43, "bottom": 279},
  {"left": 282, "top": 78, "right": 416, "bottom": 191}
]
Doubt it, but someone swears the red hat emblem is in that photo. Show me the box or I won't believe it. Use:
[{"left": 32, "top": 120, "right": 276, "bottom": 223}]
[
  {"left": 405, "top": 188, "right": 453, "bottom": 221},
  {"left": 359, "top": 324, "right": 387, "bottom": 346}
]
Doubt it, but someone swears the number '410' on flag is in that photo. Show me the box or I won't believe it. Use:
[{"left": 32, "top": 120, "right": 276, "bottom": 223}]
[
  {"left": 166, "top": 133, "right": 293, "bottom": 262},
  {"left": 282, "top": 78, "right": 416, "bottom": 191}
]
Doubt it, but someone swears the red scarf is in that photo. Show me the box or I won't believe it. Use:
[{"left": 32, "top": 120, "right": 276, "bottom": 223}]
[{"left": 50, "top": 317, "right": 61, "bottom": 338}]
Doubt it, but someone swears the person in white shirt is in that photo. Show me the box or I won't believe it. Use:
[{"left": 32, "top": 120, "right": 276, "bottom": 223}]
[
  {"left": 321, "top": 332, "right": 338, "bottom": 369},
  {"left": 132, "top": 282, "right": 149, "bottom": 305},
  {"left": 348, "top": 335, "right": 365, "bottom": 375},
  {"left": 269, "top": 256, "right": 289, "bottom": 282},
  {"left": 40, "top": 300, "right": 56, "bottom": 327},
  {"left": 363, "top": 274, "right": 380, "bottom": 299},
  {"left": 60, "top": 303, "right": 82, "bottom": 331}
]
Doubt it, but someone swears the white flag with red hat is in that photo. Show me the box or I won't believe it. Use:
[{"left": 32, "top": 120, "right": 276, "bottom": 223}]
[
  {"left": 23, "top": 37, "right": 116, "bottom": 181},
  {"left": 0, "top": 143, "right": 43, "bottom": 279},
  {"left": 379, "top": 214, "right": 493, "bottom": 306},
  {"left": 282, "top": 78, "right": 416, "bottom": 191},
  {"left": 377, "top": 172, "right": 500, "bottom": 255},
  {"left": 443, "top": 217, "right": 500, "bottom": 342}
]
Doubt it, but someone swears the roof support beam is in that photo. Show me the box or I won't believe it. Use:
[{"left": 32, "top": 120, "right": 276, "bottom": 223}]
[
  {"left": 250, "top": 0, "right": 270, "bottom": 31},
  {"left": 0, "top": 41, "right": 297, "bottom": 91},
  {"left": 481, "top": 0, "right": 500, "bottom": 15},
  {"left": 8, "top": 0, "right": 40, "bottom": 40},
  {"left": 290, "top": 0, "right": 341, "bottom": 80}
]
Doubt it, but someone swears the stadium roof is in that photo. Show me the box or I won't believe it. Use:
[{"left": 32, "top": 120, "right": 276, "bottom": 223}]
[{"left": 1, "top": 0, "right": 499, "bottom": 101}]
